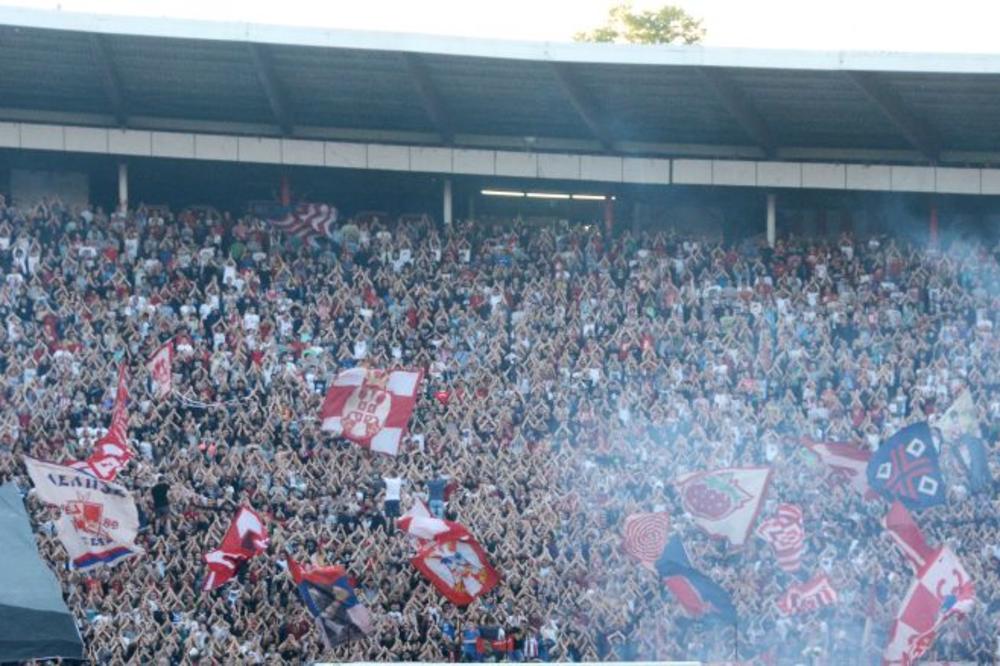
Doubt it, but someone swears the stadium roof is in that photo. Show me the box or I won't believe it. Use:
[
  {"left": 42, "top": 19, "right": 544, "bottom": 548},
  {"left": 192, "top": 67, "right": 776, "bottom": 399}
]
[{"left": 2, "top": 7, "right": 1000, "bottom": 167}]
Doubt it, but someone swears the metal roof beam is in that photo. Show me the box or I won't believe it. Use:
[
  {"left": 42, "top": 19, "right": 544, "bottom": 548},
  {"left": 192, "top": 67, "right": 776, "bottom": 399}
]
[
  {"left": 548, "top": 62, "right": 614, "bottom": 152},
  {"left": 88, "top": 34, "right": 127, "bottom": 127},
  {"left": 403, "top": 53, "right": 453, "bottom": 144},
  {"left": 698, "top": 67, "right": 775, "bottom": 158},
  {"left": 845, "top": 70, "right": 940, "bottom": 163},
  {"left": 247, "top": 43, "right": 293, "bottom": 136}
]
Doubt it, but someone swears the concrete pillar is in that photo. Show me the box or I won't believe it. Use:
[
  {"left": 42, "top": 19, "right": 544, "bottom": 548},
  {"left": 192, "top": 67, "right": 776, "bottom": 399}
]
[
  {"left": 443, "top": 178, "right": 453, "bottom": 227},
  {"left": 929, "top": 202, "right": 938, "bottom": 246},
  {"left": 766, "top": 193, "right": 776, "bottom": 247},
  {"left": 280, "top": 173, "right": 291, "bottom": 206},
  {"left": 117, "top": 161, "right": 128, "bottom": 213}
]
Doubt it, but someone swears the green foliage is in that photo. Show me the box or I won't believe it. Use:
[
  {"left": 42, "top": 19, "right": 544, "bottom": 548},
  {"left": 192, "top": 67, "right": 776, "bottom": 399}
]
[{"left": 574, "top": 2, "right": 705, "bottom": 45}]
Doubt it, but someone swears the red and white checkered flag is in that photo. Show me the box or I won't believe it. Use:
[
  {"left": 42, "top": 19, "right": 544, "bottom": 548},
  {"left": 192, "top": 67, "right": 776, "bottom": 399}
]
[
  {"left": 320, "top": 368, "right": 422, "bottom": 456},
  {"left": 755, "top": 503, "right": 805, "bottom": 572}
]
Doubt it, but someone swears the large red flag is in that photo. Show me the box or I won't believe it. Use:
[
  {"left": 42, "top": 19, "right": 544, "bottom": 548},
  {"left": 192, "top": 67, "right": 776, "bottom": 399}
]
[
  {"left": 72, "top": 364, "right": 133, "bottom": 481},
  {"left": 320, "top": 368, "right": 422, "bottom": 456},
  {"left": 397, "top": 515, "right": 500, "bottom": 606},
  {"left": 202, "top": 507, "right": 269, "bottom": 591},
  {"left": 883, "top": 547, "right": 975, "bottom": 665}
]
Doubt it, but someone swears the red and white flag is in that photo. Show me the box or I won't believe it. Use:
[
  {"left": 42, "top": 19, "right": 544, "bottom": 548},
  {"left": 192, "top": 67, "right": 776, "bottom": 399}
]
[
  {"left": 202, "top": 507, "right": 269, "bottom": 591},
  {"left": 24, "top": 456, "right": 144, "bottom": 569},
  {"left": 675, "top": 467, "right": 771, "bottom": 547},
  {"left": 800, "top": 436, "right": 875, "bottom": 499},
  {"left": 320, "top": 368, "right": 422, "bottom": 456},
  {"left": 883, "top": 501, "right": 935, "bottom": 573},
  {"left": 72, "top": 364, "right": 133, "bottom": 481},
  {"left": 148, "top": 340, "right": 174, "bottom": 400},
  {"left": 755, "top": 504, "right": 805, "bottom": 572},
  {"left": 883, "top": 547, "right": 976, "bottom": 665},
  {"left": 775, "top": 573, "right": 838, "bottom": 616},
  {"left": 397, "top": 515, "right": 500, "bottom": 606},
  {"left": 622, "top": 512, "right": 670, "bottom": 572}
]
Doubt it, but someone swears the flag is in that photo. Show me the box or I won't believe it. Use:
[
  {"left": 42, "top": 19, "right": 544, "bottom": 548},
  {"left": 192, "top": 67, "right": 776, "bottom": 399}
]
[
  {"left": 867, "top": 422, "right": 946, "bottom": 511},
  {"left": 883, "top": 501, "right": 935, "bottom": 573},
  {"left": 622, "top": 512, "right": 670, "bottom": 572},
  {"left": 955, "top": 434, "right": 991, "bottom": 495},
  {"left": 933, "top": 390, "right": 978, "bottom": 442},
  {"left": 320, "top": 368, "right": 422, "bottom": 456},
  {"left": 800, "top": 436, "right": 875, "bottom": 499},
  {"left": 286, "top": 557, "right": 373, "bottom": 648},
  {"left": 755, "top": 503, "right": 805, "bottom": 572},
  {"left": 268, "top": 203, "right": 337, "bottom": 242},
  {"left": 398, "top": 516, "right": 500, "bottom": 606},
  {"left": 202, "top": 507, "right": 269, "bottom": 591},
  {"left": 655, "top": 535, "right": 737, "bottom": 625},
  {"left": 70, "top": 364, "right": 132, "bottom": 481},
  {"left": 675, "top": 467, "right": 771, "bottom": 547},
  {"left": 148, "top": 340, "right": 174, "bottom": 400},
  {"left": 775, "top": 573, "right": 838, "bottom": 616},
  {"left": 23, "top": 456, "right": 143, "bottom": 569},
  {"left": 883, "top": 547, "right": 976, "bottom": 665}
]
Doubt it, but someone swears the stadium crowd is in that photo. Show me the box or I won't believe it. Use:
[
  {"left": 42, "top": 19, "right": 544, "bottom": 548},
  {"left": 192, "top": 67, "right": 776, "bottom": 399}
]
[{"left": 0, "top": 193, "right": 998, "bottom": 664}]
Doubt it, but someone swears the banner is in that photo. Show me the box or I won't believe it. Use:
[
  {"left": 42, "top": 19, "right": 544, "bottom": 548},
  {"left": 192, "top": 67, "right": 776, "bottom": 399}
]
[
  {"left": 675, "top": 467, "right": 771, "bottom": 547},
  {"left": 883, "top": 501, "right": 935, "bottom": 573},
  {"left": 148, "top": 341, "right": 174, "bottom": 400},
  {"left": 71, "top": 364, "right": 133, "bottom": 481},
  {"left": 398, "top": 516, "right": 499, "bottom": 606},
  {"left": 24, "top": 457, "right": 143, "bottom": 569}
]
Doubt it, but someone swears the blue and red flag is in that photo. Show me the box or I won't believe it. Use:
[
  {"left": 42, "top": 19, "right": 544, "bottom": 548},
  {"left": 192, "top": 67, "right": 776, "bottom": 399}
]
[
  {"left": 867, "top": 422, "right": 946, "bottom": 511},
  {"left": 655, "top": 535, "right": 738, "bottom": 625},
  {"left": 287, "top": 557, "right": 373, "bottom": 648}
]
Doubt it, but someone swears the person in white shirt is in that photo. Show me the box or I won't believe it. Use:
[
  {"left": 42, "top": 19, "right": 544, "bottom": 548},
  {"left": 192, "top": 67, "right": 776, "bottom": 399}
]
[{"left": 383, "top": 476, "right": 404, "bottom": 528}]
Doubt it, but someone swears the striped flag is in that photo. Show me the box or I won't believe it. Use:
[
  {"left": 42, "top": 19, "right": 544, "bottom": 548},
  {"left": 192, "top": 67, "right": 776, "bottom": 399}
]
[
  {"left": 775, "top": 573, "right": 838, "bottom": 616},
  {"left": 755, "top": 503, "right": 805, "bottom": 572},
  {"left": 268, "top": 203, "right": 337, "bottom": 241},
  {"left": 883, "top": 501, "right": 935, "bottom": 573}
]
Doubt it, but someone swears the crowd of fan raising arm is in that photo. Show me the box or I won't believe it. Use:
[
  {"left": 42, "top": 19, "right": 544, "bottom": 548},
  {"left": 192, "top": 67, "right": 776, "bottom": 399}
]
[{"left": 0, "top": 196, "right": 999, "bottom": 665}]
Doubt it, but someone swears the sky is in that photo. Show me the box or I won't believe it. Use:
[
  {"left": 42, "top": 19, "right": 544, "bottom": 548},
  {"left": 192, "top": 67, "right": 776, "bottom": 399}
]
[{"left": 3, "top": 0, "right": 1000, "bottom": 53}]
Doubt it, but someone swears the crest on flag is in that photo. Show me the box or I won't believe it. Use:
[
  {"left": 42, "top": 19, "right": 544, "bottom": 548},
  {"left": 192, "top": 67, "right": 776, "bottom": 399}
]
[
  {"left": 867, "top": 422, "right": 946, "bottom": 511},
  {"left": 675, "top": 467, "right": 771, "bottom": 547},
  {"left": 24, "top": 457, "right": 143, "bottom": 569},
  {"left": 320, "top": 368, "right": 422, "bottom": 456},
  {"left": 398, "top": 516, "right": 500, "bottom": 606}
]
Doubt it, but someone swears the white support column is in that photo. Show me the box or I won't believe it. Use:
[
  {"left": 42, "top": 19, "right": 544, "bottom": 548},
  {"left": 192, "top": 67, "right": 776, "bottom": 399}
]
[
  {"left": 766, "top": 192, "right": 776, "bottom": 247},
  {"left": 117, "top": 161, "right": 129, "bottom": 213},
  {"left": 442, "top": 177, "right": 453, "bottom": 227}
]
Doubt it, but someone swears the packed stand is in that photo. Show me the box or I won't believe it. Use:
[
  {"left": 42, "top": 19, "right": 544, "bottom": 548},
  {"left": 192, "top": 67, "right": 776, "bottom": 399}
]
[{"left": 0, "top": 194, "right": 998, "bottom": 664}]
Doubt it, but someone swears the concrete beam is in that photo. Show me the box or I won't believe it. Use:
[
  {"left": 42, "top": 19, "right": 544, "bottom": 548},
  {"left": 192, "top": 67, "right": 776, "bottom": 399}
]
[
  {"left": 403, "top": 53, "right": 453, "bottom": 144},
  {"left": 247, "top": 43, "right": 293, "bottom": 136},
  {"left": 548, "top": 62, "right": 614, "bottom": 151},
  {"left": 845, "top": 70, "right": 940, "bottom": 163},
  {"left": 88, "top": 34, "right": 127, "bottom": 127},
  {"left": 698, "top": 67, "right": 775, "bottom": 158}
]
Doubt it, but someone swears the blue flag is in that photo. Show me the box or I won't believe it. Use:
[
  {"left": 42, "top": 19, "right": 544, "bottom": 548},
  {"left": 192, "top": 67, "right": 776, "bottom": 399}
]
[
  {"left": 957, "top": 434, "right": 991, "bottom": 495},
  {"left": 867, "top": 422, "right": 946, "bottom": 510},
  {"left": 655, "top": 536, "right": 738, "bottom": 625}
]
